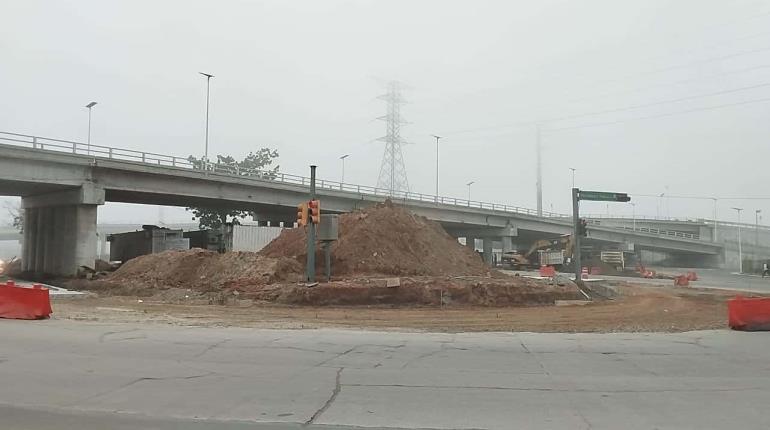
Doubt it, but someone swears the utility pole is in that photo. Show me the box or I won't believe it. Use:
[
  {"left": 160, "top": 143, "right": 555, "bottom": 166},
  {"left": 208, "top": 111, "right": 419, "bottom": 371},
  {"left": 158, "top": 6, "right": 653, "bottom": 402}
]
[
  {"left": 536, "top": 124, "right": 543, "bottom": 216},
  {"left": 85, "top": 101, "right": 97, "bottom": 154},
  {"left": 199, "top": 72, "right": 214, "bottom": 166},
  {"left": 432, "top": 134, "right": 441, "bottom": 199},
  {"left": 733, "top": 207, "right": 743, "bottom": 273}
]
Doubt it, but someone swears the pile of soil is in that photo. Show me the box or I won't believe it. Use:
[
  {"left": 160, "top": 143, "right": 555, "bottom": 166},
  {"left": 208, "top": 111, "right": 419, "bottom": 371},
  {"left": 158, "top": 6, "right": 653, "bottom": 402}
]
[
  {"left": 260, "top": 200, "right": 490, "bottom": 277},
  {"left": 244, "top": 276, "right": 582, "bottom": 307},
  {"left": 79, "top": 249, "right": 302, "bottom": 296}
]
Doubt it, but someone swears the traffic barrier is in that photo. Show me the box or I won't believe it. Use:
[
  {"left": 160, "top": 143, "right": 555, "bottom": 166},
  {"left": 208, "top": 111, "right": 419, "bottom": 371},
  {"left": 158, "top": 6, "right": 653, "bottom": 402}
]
[
  {"left": 539, "top": 265, "right": 556, "bottom": 277},
  {"left": 686, "top": 271, "right": 698, "bottom": 281},
  {"left": 581, "top": 267, "right": 589, "bottom": 279},
  {"left": 673, "top": 275, "right": 690, "bottom": 287},
  {"left": 0, "top": 281, "right": 52, "bottom": 320},
  {"left": 643, "top": 270, "right": 656, "bottom": 279},
  {"left": 728, "top": 296, "right": 770, "bottom": 331}
]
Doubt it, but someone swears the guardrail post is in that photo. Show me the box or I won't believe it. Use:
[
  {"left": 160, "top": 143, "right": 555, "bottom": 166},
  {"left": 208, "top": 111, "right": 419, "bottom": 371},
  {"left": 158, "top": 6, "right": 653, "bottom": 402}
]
[
  {"left": 280, "top": 173, "right": 285, "bottom": 182},
  {"left": 32, "top": 136, "right": 38, "bottom": 149},
  {"left": 171, "top": 157, "right": 175, "bottom": 167},
  {"left": 108, "top": 148, "right": 113, "bottom": 158},
  {"left": 72, "top": 143, "right": 76, "bottom": 154},
  {"left": 357, "top": 185, "right": 361, "bottom": 193},
  {"left": 142, "top": 152, "right": 146, "bottom": 163}
]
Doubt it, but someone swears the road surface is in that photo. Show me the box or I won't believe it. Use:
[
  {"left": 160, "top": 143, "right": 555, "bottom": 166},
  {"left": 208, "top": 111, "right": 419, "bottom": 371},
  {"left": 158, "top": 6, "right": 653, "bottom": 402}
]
[{"left": 2, "top": 320, "right": 770, "bottom": 429}]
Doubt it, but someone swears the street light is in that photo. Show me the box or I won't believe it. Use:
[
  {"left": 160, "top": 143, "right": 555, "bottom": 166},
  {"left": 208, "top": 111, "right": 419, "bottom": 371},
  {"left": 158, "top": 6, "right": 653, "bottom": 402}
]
[
  {"left": 657, "top": 192, "right": 664, "bottom": 219},
  {"left": 733, "top": 207, "right": 744, "bottom": 273},
  {"left": 85, "top": 101, "right": 97, "bottom": 154},
  {"left": 199, "top": 72, "right": 214, "bottom": 166},
  {"left": 712, "top": 198, "right": 719, "bottom": 243},
  {"left": 756, "top": 209, "right": 762, "bottom": 253},
  {"left": 466, "top": 181, "right": 475, "bottom": 201},
  {"left": 339, "top": 154, "right": 349, "bottom": 185},
  {"left": 630, "top": 202, "right": 636, "bottom": 231},
  {"left": 432, "top": 135, "right": 442, "bottom": 199},
  {"left": 569, "top": 167, "right": 576, "bottom": 189}
]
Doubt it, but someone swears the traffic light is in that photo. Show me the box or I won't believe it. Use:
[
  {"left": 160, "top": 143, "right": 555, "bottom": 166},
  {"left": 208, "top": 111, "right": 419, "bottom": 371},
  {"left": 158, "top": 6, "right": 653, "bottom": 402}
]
[
  {"left": 308, "top": 199, "right": 321, "bottom": 224},
  {"left": 578, "top": 218, "right": 588, "bottom": 237},
  {"left": 296, "top": 202, "right": 308, "bottom": 227}
]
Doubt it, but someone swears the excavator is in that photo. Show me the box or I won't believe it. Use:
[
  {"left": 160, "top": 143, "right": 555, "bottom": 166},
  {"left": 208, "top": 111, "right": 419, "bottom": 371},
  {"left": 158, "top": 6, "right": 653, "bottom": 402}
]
[{"left": 500, "top": 235, "right": 574, "bottom": 270}]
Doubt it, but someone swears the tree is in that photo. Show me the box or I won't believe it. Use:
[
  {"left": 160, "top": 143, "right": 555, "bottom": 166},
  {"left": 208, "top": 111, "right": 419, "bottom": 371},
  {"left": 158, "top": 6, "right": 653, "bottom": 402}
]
[
  {"left": 186, "top": 150, "right": 280, "bottom": 229},
  {"left": 4, "top": 200, "right": 23, "bottom": 233}
]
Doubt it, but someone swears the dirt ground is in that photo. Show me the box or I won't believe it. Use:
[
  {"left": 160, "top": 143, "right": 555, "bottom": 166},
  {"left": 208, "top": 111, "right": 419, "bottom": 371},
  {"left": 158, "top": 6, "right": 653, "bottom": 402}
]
[{"left": 50, "top": 282, "right": 743, "bottom": 333}]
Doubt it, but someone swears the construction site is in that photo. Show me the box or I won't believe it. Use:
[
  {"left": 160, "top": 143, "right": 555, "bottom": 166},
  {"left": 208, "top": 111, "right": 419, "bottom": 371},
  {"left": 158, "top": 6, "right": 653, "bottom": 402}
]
[{"left": 0, "top": 199, "right": 734, "bottom": 333}]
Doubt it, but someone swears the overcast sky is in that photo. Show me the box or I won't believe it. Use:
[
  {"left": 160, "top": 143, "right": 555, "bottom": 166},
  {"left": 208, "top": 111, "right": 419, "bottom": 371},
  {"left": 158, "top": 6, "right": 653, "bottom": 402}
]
[{"left": 2, "top": 0, "right": 770, "bottom": 225}]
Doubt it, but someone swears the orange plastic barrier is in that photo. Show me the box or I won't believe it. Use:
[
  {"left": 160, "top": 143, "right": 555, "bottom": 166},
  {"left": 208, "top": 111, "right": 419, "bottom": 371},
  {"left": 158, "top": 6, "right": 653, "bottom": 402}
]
[
  {"left": 0, "top": 281, "right": 52, "bottom": 320},
  {"left": 728, "top": 296, "right": 770, "bottom": 331},
  {"left": 539, "top": 266, "right": 556, "bottom": 277}
]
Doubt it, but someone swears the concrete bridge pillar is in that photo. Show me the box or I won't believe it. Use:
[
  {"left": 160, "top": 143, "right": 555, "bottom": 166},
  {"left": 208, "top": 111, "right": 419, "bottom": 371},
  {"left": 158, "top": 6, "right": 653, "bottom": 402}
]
[
  {"left": 501, "top": 236, "right": 514, "bottom": 253},
  {"left": 482, "top": 238, "right": 494, "bottom": 265},
  {"left": 21, "top": 185, "right": 104, "bottom": 277},
  {"left": 465, "top": 237, "right": 476, "bottom": 251}
]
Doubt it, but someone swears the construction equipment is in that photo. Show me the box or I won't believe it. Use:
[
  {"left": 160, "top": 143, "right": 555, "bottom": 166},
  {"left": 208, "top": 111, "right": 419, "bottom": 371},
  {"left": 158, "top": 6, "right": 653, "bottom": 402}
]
[{"left": 500, "top": 235, "right": 574, "bottom": 270}]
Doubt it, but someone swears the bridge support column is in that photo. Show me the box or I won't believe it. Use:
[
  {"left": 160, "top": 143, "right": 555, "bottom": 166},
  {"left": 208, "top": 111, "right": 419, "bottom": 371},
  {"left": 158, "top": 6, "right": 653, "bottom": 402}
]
[
  {"left": 502, "top": 236, "right": 514, "bottom": 253},
  {"left": 465, "top": 237, "right": 476, "bottom": 252},
  {"left": 21, "top": 185, "right": 104, "bottom": 277},
  {"left": 482, "top": 238, "right": 494, "bottom": 265}
]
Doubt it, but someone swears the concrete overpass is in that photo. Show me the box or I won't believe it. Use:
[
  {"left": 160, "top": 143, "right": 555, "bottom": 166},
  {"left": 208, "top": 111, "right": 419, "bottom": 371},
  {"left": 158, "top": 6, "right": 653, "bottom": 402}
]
[{"left": 0, "top": 131, "right": 723, "bottom": 275}]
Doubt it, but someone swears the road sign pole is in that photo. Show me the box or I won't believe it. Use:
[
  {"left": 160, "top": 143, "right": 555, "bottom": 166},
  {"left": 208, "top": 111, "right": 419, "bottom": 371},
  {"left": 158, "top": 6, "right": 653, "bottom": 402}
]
[
  {"left": 572, "top": 187, "right": 582, "bottom": 285},
  {"left": 306, "top": 165, "right": 317, "bottom": 282}
]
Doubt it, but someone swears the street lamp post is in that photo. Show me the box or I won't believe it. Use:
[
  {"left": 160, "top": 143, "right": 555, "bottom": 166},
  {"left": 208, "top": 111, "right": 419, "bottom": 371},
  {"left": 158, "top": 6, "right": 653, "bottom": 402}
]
[
  {"left": 199, "top": 72, "right": 214, "bottom": 167},
  {"left": 569, "top": 167, "right": 576, "bottom": 189},
  {"left": 432, "top": 135, "right": 442, "bottom": 200},
  {"left": 733, "top": 207, "right": 744, "bottom": 273},
  {"left": 466, "top": 181, "right": 475, "bottom": 202},
  {"left": 712, "top": 198, "right": 719, "bottom": 243},
  {"left": 85, "top": 101, "right": 97, "bottom": 154},
  {"left": 630, "top": 202, "right": 636, "bottom": 231},
  {"left": 339, "top": 154, "right": 349, "bottom": 185},
  {"left": 756, "top": 209, "right": 762, "bottom": 254}
]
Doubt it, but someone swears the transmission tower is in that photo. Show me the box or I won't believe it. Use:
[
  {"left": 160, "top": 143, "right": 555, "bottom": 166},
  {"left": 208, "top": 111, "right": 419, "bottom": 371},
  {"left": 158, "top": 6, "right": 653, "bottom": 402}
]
[{"left": 375, "top": 80, "right": 410, "bottom": 194}]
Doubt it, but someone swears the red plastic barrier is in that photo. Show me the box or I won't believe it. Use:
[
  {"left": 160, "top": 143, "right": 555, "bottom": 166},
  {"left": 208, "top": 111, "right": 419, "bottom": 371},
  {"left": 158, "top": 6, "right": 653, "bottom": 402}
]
[
  {"left": 728, "top": 296, "right": 770, "bottom": 331},
  {"left": 674, "top": 275, "right": 690, "bottom": 286},
  {"left": 686, "top": 271, "right": 698, "bottom": 281},
  {"left": 539, "top": 265, "right": 556, "bottom": 277},
  {"left": 0, "top": 282, "right": 52, "bottom": 320}
]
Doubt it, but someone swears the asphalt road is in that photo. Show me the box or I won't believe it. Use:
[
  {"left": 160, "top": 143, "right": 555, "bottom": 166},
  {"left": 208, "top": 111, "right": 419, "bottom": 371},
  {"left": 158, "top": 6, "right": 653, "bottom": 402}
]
[{"left": 2, "top": 320, "right": 770, "bottom": 429}]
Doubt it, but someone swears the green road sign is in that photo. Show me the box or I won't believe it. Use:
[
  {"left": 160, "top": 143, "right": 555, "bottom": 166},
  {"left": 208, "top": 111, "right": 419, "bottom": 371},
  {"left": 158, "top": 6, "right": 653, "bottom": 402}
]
[{"left": 578, "top": 190, "right": 631, "bottom": 202}]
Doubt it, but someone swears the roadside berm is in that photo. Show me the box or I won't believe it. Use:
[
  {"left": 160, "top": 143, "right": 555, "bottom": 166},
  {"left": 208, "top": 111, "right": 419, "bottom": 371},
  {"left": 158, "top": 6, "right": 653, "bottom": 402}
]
[{"left": 75, "top": 201, "right": 584, "bottom": 306}]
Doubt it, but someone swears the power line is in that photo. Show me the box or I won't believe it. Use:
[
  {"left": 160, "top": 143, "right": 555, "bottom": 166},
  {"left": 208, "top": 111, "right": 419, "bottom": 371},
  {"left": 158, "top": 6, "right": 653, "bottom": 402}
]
[{"left": 547, "top": 94, "right": 770, "bottom": 132}]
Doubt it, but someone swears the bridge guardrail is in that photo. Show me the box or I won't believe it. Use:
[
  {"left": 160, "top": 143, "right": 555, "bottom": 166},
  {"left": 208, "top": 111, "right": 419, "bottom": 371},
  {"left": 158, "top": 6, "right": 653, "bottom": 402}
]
[
  {"left": 0, "top": 131, "right": 568, "bottom": 219},
  {"left": 0, "top": 130, "right": 720, "bottom": 243}
]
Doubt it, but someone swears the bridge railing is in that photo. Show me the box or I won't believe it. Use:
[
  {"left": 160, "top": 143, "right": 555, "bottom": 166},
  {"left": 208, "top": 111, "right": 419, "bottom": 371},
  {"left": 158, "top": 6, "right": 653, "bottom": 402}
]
[
  {"left": 0, "top": 130, "right": 568, "bottom": 218},
  {"left": 0, "top": 130, "right": 719, "bottom": 243}
]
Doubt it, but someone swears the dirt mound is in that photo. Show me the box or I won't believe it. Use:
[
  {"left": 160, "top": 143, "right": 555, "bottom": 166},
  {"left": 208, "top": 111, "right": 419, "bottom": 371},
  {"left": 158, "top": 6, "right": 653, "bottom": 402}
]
[
  {"left": 246, "top": 276, "right": 582, "bottom": 307},
  {"left": 260, "top": 200, "right": 490, "bottom": 277},
  {"left": 88, "top": 249, "right": 302, "bottom": 295}
]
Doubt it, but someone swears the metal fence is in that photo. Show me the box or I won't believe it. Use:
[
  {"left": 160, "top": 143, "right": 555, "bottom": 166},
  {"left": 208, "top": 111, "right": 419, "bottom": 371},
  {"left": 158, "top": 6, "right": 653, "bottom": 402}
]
[{"left": 0, "top": 130, "right": 720, "bottom": 242}]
